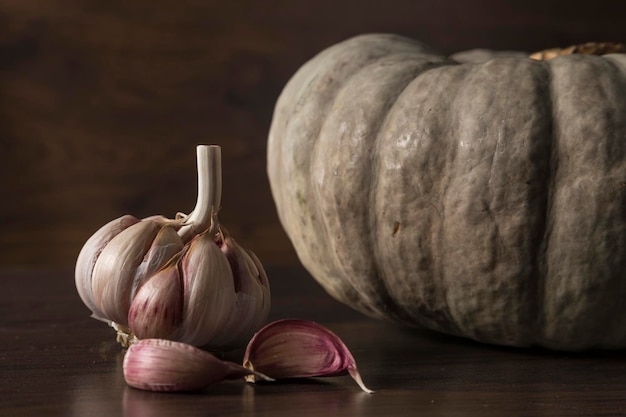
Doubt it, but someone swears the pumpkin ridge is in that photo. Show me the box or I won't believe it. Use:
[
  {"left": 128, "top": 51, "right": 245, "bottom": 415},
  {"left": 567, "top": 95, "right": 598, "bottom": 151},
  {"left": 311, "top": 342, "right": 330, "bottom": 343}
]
[
  {"left": 540, "top": 55, "right": 626, "bottom": 349},
  {"left": 366, "top": 58, "right": 453, "bottom": 322},
  {"left": 440, "top": 60, "right": 511, "bottom": 342},
  {"left": 309, "top": 49, "right": 448, "bottom": 320},
  {"left": 271, "top": 34, "right": 426, "bottom": 305},
  {"left": 436, "top": 57, "right": 557, "bottom": 346},
  {"left": 373, "top": 63, "right": 472, "bottom": 335}
]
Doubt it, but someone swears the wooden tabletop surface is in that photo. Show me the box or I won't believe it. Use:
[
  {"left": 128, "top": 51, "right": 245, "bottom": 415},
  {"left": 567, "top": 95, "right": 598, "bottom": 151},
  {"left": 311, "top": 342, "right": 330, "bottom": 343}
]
[{"left": 1, "top": 266, "right": 625, "bottom": 417}]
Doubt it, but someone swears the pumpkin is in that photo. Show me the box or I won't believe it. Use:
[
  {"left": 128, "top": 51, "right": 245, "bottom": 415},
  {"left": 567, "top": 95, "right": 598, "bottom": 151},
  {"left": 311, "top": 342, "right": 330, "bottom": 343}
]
[{"left": 267, "top": 33, "right": 626, "bottom": 351}]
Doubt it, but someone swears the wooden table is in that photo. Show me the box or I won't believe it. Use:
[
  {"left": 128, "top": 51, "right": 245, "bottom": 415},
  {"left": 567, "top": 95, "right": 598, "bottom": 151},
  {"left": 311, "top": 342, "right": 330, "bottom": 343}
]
[{"left": 1, "top": 266, "right": 625, "bottom": 416}]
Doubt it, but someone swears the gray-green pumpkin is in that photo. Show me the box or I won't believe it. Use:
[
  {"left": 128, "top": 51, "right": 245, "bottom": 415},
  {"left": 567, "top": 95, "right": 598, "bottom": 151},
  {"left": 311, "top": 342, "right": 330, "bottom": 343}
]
[{"left": 267, "top": 33, "right": 626, "bottom": 351}]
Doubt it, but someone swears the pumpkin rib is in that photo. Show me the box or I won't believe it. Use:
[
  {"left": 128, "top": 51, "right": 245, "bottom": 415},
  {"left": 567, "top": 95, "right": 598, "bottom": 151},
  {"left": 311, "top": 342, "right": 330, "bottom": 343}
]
[
  {"left": 373, "top": 63, "right": 471, "bottom": 335},
  {"left": 269, "top": 34, "right": 411, "bottom": 304},
  {"left": 541, "top": 55, "right": 626, "bottom": 349},
  {"left": 367, "top": 56, "right": 453, "bottom": 322},
  {"left": 439, "top": 57, "right": 555, "bottom": 347},
  {"left": 274, "top": 34, "right": 439, "bottom": 311},
  {"left": 309, "top": 48, "right": 449, "bottom": 320},
  {"left": 539, "top": 56, "right": 611, "bottom": 349}
]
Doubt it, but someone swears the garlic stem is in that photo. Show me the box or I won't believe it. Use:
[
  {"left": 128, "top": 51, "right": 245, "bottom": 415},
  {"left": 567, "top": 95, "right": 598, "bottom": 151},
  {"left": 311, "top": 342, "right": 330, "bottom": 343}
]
[{"left": 178, "top": 145, "right": 222, "bottom": 241}]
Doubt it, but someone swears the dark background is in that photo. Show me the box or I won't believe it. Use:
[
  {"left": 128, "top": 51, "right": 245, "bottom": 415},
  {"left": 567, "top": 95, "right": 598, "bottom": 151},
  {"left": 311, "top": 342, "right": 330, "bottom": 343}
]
[{"left": 2, "top": 0, "right": 626, "bottom": 268}]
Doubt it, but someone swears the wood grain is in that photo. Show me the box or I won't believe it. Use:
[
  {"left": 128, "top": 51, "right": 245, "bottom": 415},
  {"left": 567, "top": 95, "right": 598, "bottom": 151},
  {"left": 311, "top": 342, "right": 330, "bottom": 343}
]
[
  {"left": 2, "top": 266, "right": 626, "bottom": 417},
  {"left": 1, "top": 0, "right": 626, "bottom": 267}
]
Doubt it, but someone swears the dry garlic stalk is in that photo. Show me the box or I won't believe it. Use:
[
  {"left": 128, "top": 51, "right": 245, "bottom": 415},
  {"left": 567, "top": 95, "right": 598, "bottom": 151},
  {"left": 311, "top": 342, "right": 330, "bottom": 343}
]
[{"left": 75, "top": 145, "right": 270, "bottom": 351}]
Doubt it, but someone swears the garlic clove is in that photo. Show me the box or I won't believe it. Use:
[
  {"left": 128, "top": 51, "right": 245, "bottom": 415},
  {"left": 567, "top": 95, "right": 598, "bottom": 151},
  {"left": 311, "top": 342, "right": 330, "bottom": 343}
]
[
  {"left": 243, "top": 319, "right": 374, "bottom": 393},
  {"left": 131, "top": 226, "right": 184, "bottom": 299},
  {"left": 209, "top": 233, "right": 271, "bottom": 347},
  {"left": 128, "top": 259, "right": 184, "bottom": 340},
  {"left": 177, "top": 230, "right": 238, "bottom": 348},
  {"left": 75, "top": 215, "right": 140, "bottom": 320},
  {"left": 91, "top": 220, "right": 163, "bottom": 326},
  {"left": 123, "top": 338, "right": 272, "bottom": 392},
  {"left": 220, "top": 234, "right": 271, "bottom": 294}
]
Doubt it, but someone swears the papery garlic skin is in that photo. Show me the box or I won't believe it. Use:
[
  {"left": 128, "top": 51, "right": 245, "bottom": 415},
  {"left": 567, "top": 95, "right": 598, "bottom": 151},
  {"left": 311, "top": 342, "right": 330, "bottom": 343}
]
[
  {"left": 75, "top": 215, "right": 140, "bottom": 320},
  {"left": 178, "top": 230, "right": 238, "bottom": 347},
  {"left": 74, "top": 145, "right": 271, "bottom": 351},
  {"left": 128, "top": 259, "right": 183, "bottom": 340},
  {"left": 131, "top": 225, "right": 185, "bottom": 299},
  {"left": 91, "top": 220, "right": 172, "bottom": 326},
  {"left": 210, "top": 235, "right": 271, "bottom": 348}
]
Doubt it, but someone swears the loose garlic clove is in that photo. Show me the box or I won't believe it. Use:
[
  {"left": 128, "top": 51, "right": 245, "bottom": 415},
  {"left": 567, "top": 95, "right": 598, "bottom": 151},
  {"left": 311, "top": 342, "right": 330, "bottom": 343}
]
[
  {"left": 123, "top": 339, "right": 272, "bottom": 392},
  {"left": 243, "top": 319, "right": 374, "bottom": 393}
]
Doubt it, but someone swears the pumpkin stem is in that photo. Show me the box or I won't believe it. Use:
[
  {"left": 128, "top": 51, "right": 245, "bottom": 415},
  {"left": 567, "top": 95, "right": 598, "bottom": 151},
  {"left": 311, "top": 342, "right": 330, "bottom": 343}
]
[{"left": 530, "top": 42, "right": 626, "bottom": 60}]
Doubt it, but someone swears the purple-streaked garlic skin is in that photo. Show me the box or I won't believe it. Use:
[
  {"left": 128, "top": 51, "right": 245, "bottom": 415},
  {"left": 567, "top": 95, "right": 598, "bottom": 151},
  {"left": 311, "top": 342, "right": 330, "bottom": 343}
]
[
  {"left": 130, "top": 225, "right": 185, "bottom": 300},
  {"left": 128, "top": 260, "right": 184, "bottom": 340},
  {"left": 124, "top": 339, "right": 230, "bottom": 392},
  {"left": 75, "top": 215, "right": 140, "bottom": 319},
  {"left": 178, "top": 230, "right": 238, "bottom": 347},
  {"left": 243, "top": 319, "right": 354, "bottom": 378},
  {"left": 91, "top": 220, "right": 164, "bottom": 326},
  {"left": 162, "top": 228, "right": 273, "bottom": 350},
  {"left": 243, "top": 319, "right": 374, "bottom": 393},
  {"left": 123, "top": 339, "right": 271, "bottom": 392},
  {"left": 209, "top": 234, "right": 272, "bottom": 348}
]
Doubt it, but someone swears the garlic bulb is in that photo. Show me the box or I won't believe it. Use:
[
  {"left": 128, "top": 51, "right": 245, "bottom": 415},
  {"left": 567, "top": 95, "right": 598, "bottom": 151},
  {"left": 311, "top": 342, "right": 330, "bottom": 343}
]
[{"left": 75, "top": 145, "right": 271, "bottom": 351}]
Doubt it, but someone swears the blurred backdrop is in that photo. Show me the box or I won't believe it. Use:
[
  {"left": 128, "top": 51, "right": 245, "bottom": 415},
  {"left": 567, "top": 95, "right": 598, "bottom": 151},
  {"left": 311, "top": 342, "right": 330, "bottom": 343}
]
[{"left": 1, "top": 0, "right": 626, "bottom": 268}]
